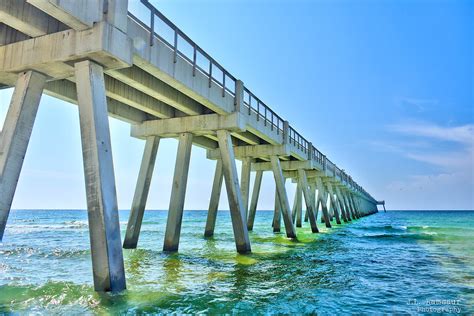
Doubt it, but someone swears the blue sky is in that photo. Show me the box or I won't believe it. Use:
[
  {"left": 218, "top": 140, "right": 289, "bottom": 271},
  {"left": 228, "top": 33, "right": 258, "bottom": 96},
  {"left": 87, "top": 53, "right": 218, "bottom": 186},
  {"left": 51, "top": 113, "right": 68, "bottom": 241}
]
[{"left": 0, "top": 0, "right": 472, "bottom": 210}]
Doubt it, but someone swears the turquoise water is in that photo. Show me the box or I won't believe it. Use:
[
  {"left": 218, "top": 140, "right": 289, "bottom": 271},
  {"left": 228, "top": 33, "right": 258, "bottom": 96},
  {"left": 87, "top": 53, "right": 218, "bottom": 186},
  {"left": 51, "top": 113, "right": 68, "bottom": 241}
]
[{"left": 0, "top": 210, "right": 473, "bottom": 314}]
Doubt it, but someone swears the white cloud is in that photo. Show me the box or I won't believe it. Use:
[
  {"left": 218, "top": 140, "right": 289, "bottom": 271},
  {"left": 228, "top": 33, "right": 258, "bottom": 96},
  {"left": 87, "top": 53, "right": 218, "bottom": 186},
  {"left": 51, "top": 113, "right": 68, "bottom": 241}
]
[
  {"left": 388, "top": 121, "right": 474, "bottom": 144},
  {"left": 379, "top": 120, "right": 474, "bottom": 209},
  {"left": 399, "top": 97, "right": 439, "bottom": 112}
]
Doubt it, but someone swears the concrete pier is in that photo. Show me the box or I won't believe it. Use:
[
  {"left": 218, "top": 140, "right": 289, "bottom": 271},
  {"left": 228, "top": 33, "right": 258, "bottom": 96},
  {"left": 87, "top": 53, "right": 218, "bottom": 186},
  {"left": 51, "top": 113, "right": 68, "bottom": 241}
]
[
  {"left": 163, "top": 133, "right": 193, "bottom": 252},
  {"left": 0, "top": 71, "right": 45, "bottom": 241},
  {"left": 75, "top": 60, "right": 126, "bottom": 292},
  {"left": 204, "top": 159, "right": 223, "bottom": 237},
  {"left": 123, "top": 136, "right": 160, "bottom": 249},
  {"left": 247, "top": 170, "right": 263, "bottom": 231},
  {"left": 0, "top": 0, "right": 381, "bottom": 291}
]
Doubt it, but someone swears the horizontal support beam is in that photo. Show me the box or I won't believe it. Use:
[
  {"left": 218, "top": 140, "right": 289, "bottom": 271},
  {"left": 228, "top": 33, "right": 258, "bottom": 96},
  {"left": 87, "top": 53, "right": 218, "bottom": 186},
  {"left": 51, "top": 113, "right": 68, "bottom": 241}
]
[
  {"left": 108, "top": 66, "right": 203, "bottom": 116},
  {"left": 252, "top": 160, "right": 314, "bottom": 172},
  {"left": 131, "top": 113, "right": 245, "bottom": 138},
  {"left": 0, "top": 0, "right": 67, "bottom": 37},
  {"left": 103, "top": 75, "right": 174, "bottom": 119},
  {"left": 27, "top": 0, "right": 100, "bottom": 31},
  {"left": 0, "top": 21, "right": 131, "bottom": 79},
  {"left": 44, "top": 79, "right": 150, "bottom": 124},
  {"left": 207, "top": 144, "right": 291, "bottom": 160}
]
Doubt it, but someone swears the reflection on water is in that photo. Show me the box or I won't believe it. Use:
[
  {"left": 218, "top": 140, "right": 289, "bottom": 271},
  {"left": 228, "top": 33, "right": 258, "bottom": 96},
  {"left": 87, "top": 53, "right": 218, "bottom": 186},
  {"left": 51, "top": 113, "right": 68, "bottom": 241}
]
[{"left": 0, "top": 210, "right": 473, "bottom": 314}]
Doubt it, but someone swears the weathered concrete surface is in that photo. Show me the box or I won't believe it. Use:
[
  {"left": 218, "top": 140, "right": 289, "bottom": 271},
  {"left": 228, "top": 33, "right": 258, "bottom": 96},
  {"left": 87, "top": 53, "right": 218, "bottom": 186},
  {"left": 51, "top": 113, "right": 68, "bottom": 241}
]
[
  {"left": 75, "top": 60, "right": 126, "bottom": 292},
  {"left": 123, "top": 136, "right": 160, "bottom": 249},
  {"left": 0, "top": 71, "right": 45, "bottom": 241}
]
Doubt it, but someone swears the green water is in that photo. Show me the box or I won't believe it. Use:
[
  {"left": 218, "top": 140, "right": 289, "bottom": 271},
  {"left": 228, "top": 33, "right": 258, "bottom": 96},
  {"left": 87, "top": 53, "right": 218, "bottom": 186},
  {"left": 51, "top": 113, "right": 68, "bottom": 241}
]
[{"left": 0, "top": 210, "right": 473, "bottom": 314}]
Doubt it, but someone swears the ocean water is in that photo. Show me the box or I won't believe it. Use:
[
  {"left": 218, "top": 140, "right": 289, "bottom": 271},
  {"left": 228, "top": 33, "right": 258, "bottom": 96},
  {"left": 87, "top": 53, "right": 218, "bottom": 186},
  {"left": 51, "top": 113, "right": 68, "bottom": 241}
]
[{"left": 0, "top": 210, "right": 473, "bottom": 314}]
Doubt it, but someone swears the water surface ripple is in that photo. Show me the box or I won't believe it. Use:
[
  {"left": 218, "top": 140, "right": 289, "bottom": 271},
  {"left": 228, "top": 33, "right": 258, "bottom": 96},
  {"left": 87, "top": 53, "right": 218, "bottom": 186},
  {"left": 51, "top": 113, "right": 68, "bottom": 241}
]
[{"left": 0, "top": 210, "right": 472, "bottom": 314}]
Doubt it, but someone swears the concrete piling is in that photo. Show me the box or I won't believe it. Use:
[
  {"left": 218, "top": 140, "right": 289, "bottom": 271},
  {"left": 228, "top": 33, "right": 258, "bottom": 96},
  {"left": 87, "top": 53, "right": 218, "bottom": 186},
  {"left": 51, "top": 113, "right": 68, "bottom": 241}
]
[
  {"left": 75, "top": 60, "right": 126, "bottom": 292},
  {"left": 0, "top": 71, "right": 45, "bottom": 241},
  {"left": 123, "top": 136, "right": 160, "bottom": 249}
]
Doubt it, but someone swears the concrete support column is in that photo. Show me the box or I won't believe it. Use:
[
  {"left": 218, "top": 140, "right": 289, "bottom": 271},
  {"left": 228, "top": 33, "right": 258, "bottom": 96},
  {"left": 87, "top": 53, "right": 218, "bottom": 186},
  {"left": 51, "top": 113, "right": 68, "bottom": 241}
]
[
  {"left": 247, "top": 170, "right": 263, "bottom": 231},
  {"left": 349, "top": 193, "right": 360, "bottom": 218},
  {"left": 297, "top": 169, "right": 319, "bottom": 233},
  {"left": 346, "top": 192, "right": 358, "bottom": 219},
  {"left": 295, "top": 182, "right": 303, "bottom": 227},
  {"left": 204, "top": 159, "right": 223, "bottom": 237},
  {"left": 270, "top": 156, "right": 296, "bottom": 238},
  {"left": 304, "top": 187, "right": 310, "bottom": 223},
  {"left": 326, "top": 182, "right": 342, "bottom": 224},
  {"left": 310, "top": 183, "right": 318, "bottom": 221},
  {"left": 0, "top": 71, "right": 46, "bottom": 241},
  {"left": 292, "top": 182, "right": 298, "bottom": 224},
  {"left": 272, "top": 187, "right": 281, "bottom": 232},
  {"left": 123, "top": 136, "right": 160, "bottom": 249},
  {"left": 329, "top": 183, "right": 347, "bottom": 223},
  {"left": 343, "top": 191, "right": 355, "bottom": 219},
  {"left": 216, "top": 130, "right": 251, "bottom": 253},
  {"left": 240, "top": 157, "right": 252, "bottom": 218},
  {"left": 337, "top": 187, "right": 351, "bottom": 221},
  {"left": 315, "top": 177, "right": 332, "bottom": 228},
  {"left": 163, "top": 133, "right": 193, "bottom": 252},
  {"left": 75, "top": 60, "right": 125, "bottom": 292}
]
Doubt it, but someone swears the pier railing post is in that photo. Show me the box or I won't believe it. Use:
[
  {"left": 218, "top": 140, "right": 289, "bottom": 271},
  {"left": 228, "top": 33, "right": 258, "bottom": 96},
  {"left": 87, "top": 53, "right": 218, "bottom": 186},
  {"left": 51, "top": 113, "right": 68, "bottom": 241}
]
[
  {"left": 234, "top": 80, "right": 244, "bottom": 113},
  {"left": 247, "top": 170, "right": 263, "bottom": 231},
  {"left": 216, "top": 130, "right": 251, "bottom": 253},
  {"left": 270, "top": 156, "right": 297, "bottom": 238},
  {"left": 75, "top": 60, "right": 126, "bottom": 292},
  {"left": 123, "top": 135, "right": 160, "bottom": 249},
  {"left": 298, "top": 169, "right": 319, "bottom": 233},
  {"left": 163, "top": 132, "right": 193, "bottom": 252},
  {"left": 0, "top": 71, "right": 46, "bottom": 241},
  {"left": 204, "top": 159, "right": 223, "bottom": 237}
]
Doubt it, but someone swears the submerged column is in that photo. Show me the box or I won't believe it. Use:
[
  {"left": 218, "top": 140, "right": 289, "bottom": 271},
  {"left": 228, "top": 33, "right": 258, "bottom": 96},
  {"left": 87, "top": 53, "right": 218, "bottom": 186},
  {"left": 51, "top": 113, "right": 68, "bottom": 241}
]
[
  {"left": 217, "top": 130, "right": 251, "bottom": 253},
  {"left": 240, "top": 158, "right": 252, "bottom": 218},
  {"left": 270, "top": 156, "right": 296, "bottom": 238},
  {"left": 298, "top": 169, "right": 319, "bottom": 233},
  {"left": 294, "top": 182, "right": 303, "bottom": 227},
  {"left": 163, "top": 133, "right": 193, "bottom": 252},
  {"left": 204, "top": 159, "right": 223, "bottom": 237},
  {"left": 272, "top": 188, "right": 281, "bottom": 232},
  {"left": 336, "top": 186, "right": 351, "bottom": 221},
  {"left": 247, "top": 170, "right": 263, "bottom": 231},
  {"left": 75, "top": 60, "right": 126, "bottom": 292},
  {"left": 0, "top": 71, "right": 46, "bottom": 241},
  {"left": 325, "top": 182, "right": 342, "bottom": 224},
  {"left": 315, "top": 177, "right": 332, "bottom": 228},
  {"left": 123, "top": 136, "right": 160, "bottom": 248}
]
